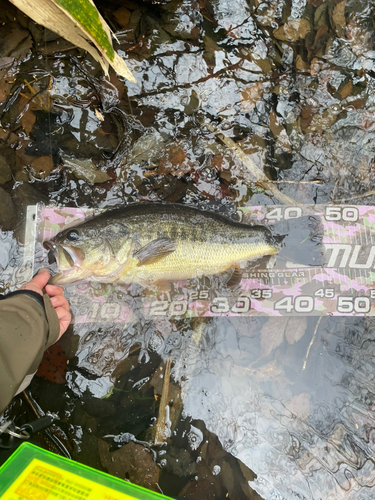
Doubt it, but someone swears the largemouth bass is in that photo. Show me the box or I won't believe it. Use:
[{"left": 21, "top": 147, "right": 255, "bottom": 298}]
[{"left": 44, "top": 203, "right": 280, "bottom": 286}]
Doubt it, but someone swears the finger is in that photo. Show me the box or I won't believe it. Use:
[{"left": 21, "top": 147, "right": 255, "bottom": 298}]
[
  {"left": 20, "top": 269, "right": 51, "bottom": 295},
  {"left": 50, "top": 295, "right": 70, "bottom": 311},
  {"left": 55, "top": 306, "right": 72, "bottom": 339},
  {"left": 45, "top": 284, "right": 64, "bottom": 297}
]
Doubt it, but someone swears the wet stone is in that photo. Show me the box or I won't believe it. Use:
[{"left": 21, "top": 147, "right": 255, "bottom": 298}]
[{"left": 0, "top": 156, "right": 11, "bottom": 184}]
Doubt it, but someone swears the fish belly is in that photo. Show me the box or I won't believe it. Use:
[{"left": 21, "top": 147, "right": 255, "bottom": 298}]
[{"left": 118, "top": 241, "right": 276, "bottom": 284}]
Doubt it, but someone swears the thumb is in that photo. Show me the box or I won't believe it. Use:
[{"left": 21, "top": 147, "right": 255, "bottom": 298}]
[{"left": 21, "top": 268, "right": 51, "bottom": 293}]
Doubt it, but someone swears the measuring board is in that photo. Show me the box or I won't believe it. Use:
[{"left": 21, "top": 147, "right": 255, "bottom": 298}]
[{"left": 31, "top": 204, "right": 375, "bottom": 319}]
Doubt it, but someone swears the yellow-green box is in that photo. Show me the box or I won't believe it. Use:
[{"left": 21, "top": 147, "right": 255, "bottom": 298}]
[{"left": 0, "top": 442, "right": 172, "bottom": 499}]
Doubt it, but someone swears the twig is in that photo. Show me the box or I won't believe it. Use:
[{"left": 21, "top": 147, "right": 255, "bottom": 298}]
[
  {"left": 202, "top": 120, "right": 301, "bottom": 205},
  {"left": 24, "top": 79, "right": 48, "bottom": 110},
  {"left": 15, "top": 88, "right": 45, "bottom": 123},
  {"left": 332, "top": 178, "right": 339, "bottom": 201},
  {"left": 302, "top": 317, "right": 322, "bottom": 371},
  {"left": 154, "top": 358, "right": 172, "bottom": 444},
  {"left": 271, "top": 180, "right": 324, "bottom": 185},
  {"left": 333, "top": 190, "right": 375, "bottom": 203}
]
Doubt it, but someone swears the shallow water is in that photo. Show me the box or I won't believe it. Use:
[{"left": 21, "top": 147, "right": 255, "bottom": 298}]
[{"left": 1, "top": 0, "right": 375, "bottom": 498}]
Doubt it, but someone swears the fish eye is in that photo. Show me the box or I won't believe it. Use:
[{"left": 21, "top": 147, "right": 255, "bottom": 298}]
[{"left": 67, "top": 229, "right": 80, "bottom": 242}]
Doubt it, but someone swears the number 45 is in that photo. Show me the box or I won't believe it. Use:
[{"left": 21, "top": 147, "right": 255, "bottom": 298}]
[{"left": 315, "top": 288, "right": 334, "bottom": 298}]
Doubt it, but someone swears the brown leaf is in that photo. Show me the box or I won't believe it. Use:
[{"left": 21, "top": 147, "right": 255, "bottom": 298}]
[
  {"left": 285, "top": 393, "right": 310, "bottom": 421},
  {"left": 157, "top": 144, "right": 191, "bottom": 177},
  {"left": 285, "top": 317, "right": 307, "bottom": 345},
  {"left": 35, "top": 343, "right": 67, "bottom": 384},
  {"left": 300, "top": 104, "right": 314, "bottom": 130},
  {"left": 270, "top": 111, "right": 291, "bottom": 152},
  {"left": 30, "top": 156, "right": 54, "bottom": 178},
  {"left": 241, "top": 82, "right": 263, "bottom": 112},
  {"left": 0, "top": 57, "right": 15, "bottom": 70},
  {"left": 0, "top": 69, "right": 13, "bottom": 104},
  {"left": 114, "top": 7, "right": 131, "bottom": 27},
  {"left": 260, "top": 317, "right": 288, "bottom": 357},
  {"left": 0, "top": 28, "right": 32, "bottom": 59},
  {"left": 295, "top": 55, "right": 309, "bottom": 71},
  {"left": 18, "top": 93, "right": 37, "bottom": 135},
  {"left": 273, "top": 19, "right": 311, "bottom": 42},
  {"left": 98, "top": 440, "right": 160, "bottom": 491},
  {"left": 314, "top": 25, "right": 328, "bottom": 45},
  {"left": 338, "top": 80, "right": 352, "bottom": 99},
  {"left": 304, "top": 104, "right": 340, "bottom": 134},
  {"left": 269, "top": 110, "right": 284, "bottom": 137},
  {"left": 63, "top": 157, "right": 111, "bottom": 183},
  {"left": 332, "top": 0, "right": 346, "bottom": 35}
]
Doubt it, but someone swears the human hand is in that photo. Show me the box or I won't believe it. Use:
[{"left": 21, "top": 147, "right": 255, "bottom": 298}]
[{"left": 20, "top": 268, "right": 71, "bottom": 340}]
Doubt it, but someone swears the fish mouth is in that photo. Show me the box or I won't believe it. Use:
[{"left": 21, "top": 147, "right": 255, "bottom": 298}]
[
  {"left": 43, "top": 242, "right": 86, "bottom": 285},
  {"left": 44, "top": 242, "right": 85, "bottom": 266}
]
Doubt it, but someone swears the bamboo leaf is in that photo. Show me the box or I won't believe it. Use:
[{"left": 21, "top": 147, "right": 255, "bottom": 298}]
[{"left": 9, "top": 0, "right": 136, "bottom": 82}]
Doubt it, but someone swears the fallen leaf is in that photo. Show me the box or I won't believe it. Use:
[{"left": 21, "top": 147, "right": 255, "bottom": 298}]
[
  {"left": 0, "top": 69, "right": 13, "bottom": 104},
  {"left": 98, "top": 440, "right": 160, "bottom": 491},
  {"left": 18, "top": 95, "right": 37, "bottom": 136},
  {"left": 241, "top": 82, "right": 263, "bottom": 112},
  {"left": 114, "top": 7, "right": 131, "bottom": 27},
  {"left": 30, "top": 156, "right": 54, "bottom": 178},
  {"left": 300, "top": 104, "right": 314, "bottom": 130},
  {"left": 35, "top": 342, "right": 67, "bottom": 384},
  {"left": 128, "top": 131, "right": 165, "bottom": 166},
  {"left": 295, "top": 55, "right": 309, "bottom": 71},
  {"left": 285, "top": 393, "right": 310, "bottom": 421},
  {"left": 63, "top": 157, "right": 111, "bottom": 183},
  {"left": 332, "top": 0, "right": 346, "bottom": 36},
  {"left": 285, "top": 317, "right": 307, "bottom": 345},
  {"left": 304, "top": 104, "right": 341, "bottom": 134},
  {"left": 241, "top": 360, "right": 291, "bottom": 384},
  {"left": 269, "top": 110, "right": 284, "bottom": 137},
  {"left": 255, "top": 1, "right": 278, "bottom": 26},
  {"left": 260, "top": 317, "right": 288, "bottom": 357},
  {"left": 338, "top": 80, "right": 352, "bottom": 99},
  {"left": 273, "top": 19, "right": 311, "bottom": 42},
  {"left": 0, "top": 28, "right": 32, "bottom": 59},
  {"left": 157, "top": 144, "right": 191, "bottom": 177},
  {"left": 0, "top": 57, "right": 15, "bottom": 70}
]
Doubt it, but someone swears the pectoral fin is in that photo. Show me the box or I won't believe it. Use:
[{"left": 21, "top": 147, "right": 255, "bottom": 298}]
[{"left": 133, "top": 238, "right": 177, "bottom": 266}]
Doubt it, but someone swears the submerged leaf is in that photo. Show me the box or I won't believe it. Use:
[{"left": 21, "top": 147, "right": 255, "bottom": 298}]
[
  {"left": 241, "top": 82, "right": 263, "bottom": 112},
  {"left": 285, "top": 393, "right": 310, "bottom": 421},
  {"left": 260, "top": 317, "right": 288, "bottom": 357},
  {"left": 273, "top": 19, "right": 311, "bottom": 42},
  {"left": 332, "top": 0, "right": 346, "bottom": 36},
  {"left": 35, "top": 343, "right": 67, "bottom": 384},
  {"left": 63, "top": 157, "right": 111, "bottom": 183},
  {"left": 285, "top": 317, "right": 307, "bottom": 345}
]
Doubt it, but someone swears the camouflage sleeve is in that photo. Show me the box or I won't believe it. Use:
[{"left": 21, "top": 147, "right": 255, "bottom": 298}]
[{"left": 0, "top": 292, "right": 60, "bottom": 414}]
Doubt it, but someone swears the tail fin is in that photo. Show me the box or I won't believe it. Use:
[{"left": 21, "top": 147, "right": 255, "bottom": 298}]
[{"left": 271, "top": 215, "right": 325, "bottom": 267}]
